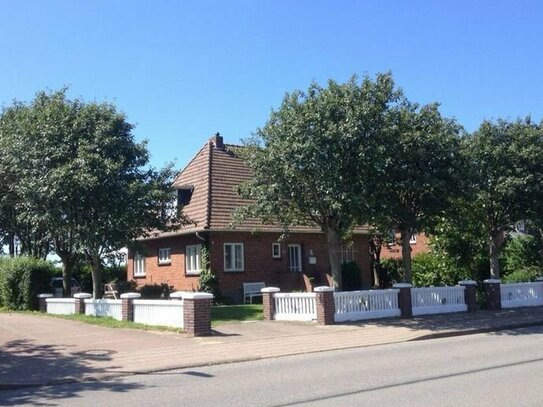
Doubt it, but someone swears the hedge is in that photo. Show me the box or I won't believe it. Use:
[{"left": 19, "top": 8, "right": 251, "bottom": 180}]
[{"left": 0, "top": 256, "right": 56, "bottom": 310}]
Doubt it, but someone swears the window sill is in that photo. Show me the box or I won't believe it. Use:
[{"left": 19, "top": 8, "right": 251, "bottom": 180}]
[
  {"left": 133, "top": 274, "right": 146, "bottom": 279},
  {"left": 158, "top": 261, "right": 171, "bottom": 266},
  {"left": 185, "top": 271, "right": 201, "bottom": 276},
  {"left": 224, "top": 269, "right": 245, "bottom": 273}
]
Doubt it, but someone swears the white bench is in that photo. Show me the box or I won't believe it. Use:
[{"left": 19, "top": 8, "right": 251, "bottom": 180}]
[{"left": 243, "top": 282, "right": 266, "bottom": 304}]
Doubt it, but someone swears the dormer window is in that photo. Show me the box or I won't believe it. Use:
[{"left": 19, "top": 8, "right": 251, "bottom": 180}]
[{"left": 177, "top": 185, "right": 194, "bottom": 207}]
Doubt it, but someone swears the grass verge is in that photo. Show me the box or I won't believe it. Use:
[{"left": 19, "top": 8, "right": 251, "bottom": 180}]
[{"left": 211, "top": 304, "right": 263, "bottom": 325}]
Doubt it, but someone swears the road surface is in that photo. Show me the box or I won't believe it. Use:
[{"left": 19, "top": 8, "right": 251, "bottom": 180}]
[{"left": 2, "top": 325, "right": 542, "bottom": 406}]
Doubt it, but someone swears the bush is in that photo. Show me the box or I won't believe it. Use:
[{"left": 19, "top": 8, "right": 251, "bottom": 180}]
[
  {"left": 502, "top": 266, "right": 542, "bottom": 283},
  {"left": 412, "top": 252, "right": 467, "bottom": 287},
  {"left": 341, "top": 261, "right": 362, "bottom": 290},
  {"left": 0, "top": 256, "right": 56, "bottom": 310},
  {"left": 138, "top": 283, "right": 172, "bottom": 299},
  {"left": 380, "top": 258, "right": 403, "bottom": 287}
]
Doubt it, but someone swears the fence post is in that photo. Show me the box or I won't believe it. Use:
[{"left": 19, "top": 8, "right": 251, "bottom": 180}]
[
  {"left": 261, "top": 287, "right": 280, "bottom": 320},
  {"left": 483, "top": 279, "right": 501, "bottom": 310},
  {"left": 314, "top": 286, "right": 335, "bottom": 325},
  {"left": 459, "top": 280, "right": 478, "bottom": 312},
  {"left": 74, "top": 293, "right": 92, "bottom": 314},
  {"left": 182, "top": 292, "right": 214, "bottom": 336},
  {"left": 121, "top": 292, "right": 141, "bottom": 322},
  {"left": 37, "top": 294, "right": 53, "bottom": 313},
  {"left": 393, "top": 283, "right": 413, "bottom": 318}
]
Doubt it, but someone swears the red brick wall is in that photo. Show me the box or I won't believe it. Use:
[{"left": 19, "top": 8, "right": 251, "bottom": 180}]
[
  {"left": 380, "top": 233, "right": 429, "bottom": 260},
  {"left": 128, "top": 231, "right": 372, "bottom": 303}
]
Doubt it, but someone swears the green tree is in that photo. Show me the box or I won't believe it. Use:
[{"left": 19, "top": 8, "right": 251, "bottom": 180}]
[
  {"left": 239, "top": 73, "right": 400, "bottom": 288},
  {"left": 466, "top": 118, "right": 543, "bottom": 279},
  {"left": 0, "top": 89, "right": 183, "bottom": 297},
  {"left": 372, "top": 102, "right": 464, "bottom": 283}
]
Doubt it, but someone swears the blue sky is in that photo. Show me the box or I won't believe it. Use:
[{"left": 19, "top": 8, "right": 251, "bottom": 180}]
[{"left": 1, "top": 1, "right": 542, "bottom": 169}]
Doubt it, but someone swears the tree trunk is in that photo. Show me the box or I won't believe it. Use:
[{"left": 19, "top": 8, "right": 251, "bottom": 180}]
[
  {"left": 369, "top": 235, "right": 383, "bottom": 288},
  {"left": 91, "top": 255, "right": 102, "bottom": 299},
  {"left": 489, "top": 229, "right": 505, "bottom": 279},
  {"left": 400, "top": 229, "right": 413, "bottom": 283},
  {"left": 8, "top": 234, "right": 15, "bottom": 257},
  {"left": 58, "top": 254, "right": 75, "bottom": 298},
  {"left": 325, "top": 227, "right": 342, "bottom": 290}
]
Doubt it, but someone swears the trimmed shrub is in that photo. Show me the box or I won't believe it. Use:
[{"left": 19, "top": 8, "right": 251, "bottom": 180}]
[
  {"left": 0, "top": 257, "right": 56, "bottom": 310},
  {"left": 138, "top": 283, "right": 172, "bottom": 299},
  {"left": 502, "top": 266, "right": 542, "bottom": 283},
  {"left": 341, "top": 261, "right": 362, "bottom": 291}
]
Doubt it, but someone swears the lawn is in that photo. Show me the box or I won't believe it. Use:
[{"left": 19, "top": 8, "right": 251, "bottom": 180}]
[{"left": 211, "top": 304, "right": 263, "bottom": 324}]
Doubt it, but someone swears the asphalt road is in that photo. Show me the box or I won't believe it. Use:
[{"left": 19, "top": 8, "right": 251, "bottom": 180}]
[{"left": 2, "top": 325, "right": 543, "bottom": 406}]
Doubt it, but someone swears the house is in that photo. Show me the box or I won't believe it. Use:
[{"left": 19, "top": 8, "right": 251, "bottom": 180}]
[
  {"left": 380, "top": 232, "right": 430, "bottom": 260},
  {"left": 127, "top": 134, "right": 372, "bottom": 302}
]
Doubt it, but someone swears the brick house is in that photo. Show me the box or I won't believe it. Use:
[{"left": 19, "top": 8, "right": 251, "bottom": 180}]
[{"left": 127, "top": 134, "right": 372, "bottom": 302}]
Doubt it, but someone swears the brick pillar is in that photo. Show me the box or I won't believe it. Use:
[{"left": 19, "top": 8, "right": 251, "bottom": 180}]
[
  {"left": 183, "top": 292, "right": 213, "bottom": 337},
  {"left": 74, "top": 293, "right": 92, "bottom": 314},
  {"left": 393, "top": 283, "right": 413, "bottom": 318},
  {"left": 261, "top": 287, "right": 280, "bottom": 320},
  {"left": 314, "top": 286, "right": 335, "bottom": 325},
  {"left": 121, "top": 293, "right": 141, "bottom": 322},
  {"left": 483, "top": 279, "right": 501, "bottom": 310},
  {"left": 37, "top": 294, "right": 53, "bottom": 312},
  {"left": 459, "top": 280, "right": 478, "bottom": 312}
]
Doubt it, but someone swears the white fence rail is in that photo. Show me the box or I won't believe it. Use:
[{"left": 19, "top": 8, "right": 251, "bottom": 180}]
[
  {"left": 84, "top": 299, "right": 123, "bottom": 320},
  {"left": 133, "top": 299, "right": 184, "bottom": 328},
  {"left": 411, "top": 286, "right": 467, "bottom": 316},
  {"left": 501, "top": 282, "right": 543, "bottom": 308},
  {"left": 274, "top": 293, "right": 316, "bottom": 321},
  {"left": 334, "top": 289, "right": 400, "bottom": 322},
  {"left": 46, "top": 298, "right": 75, "bottom": 315}
]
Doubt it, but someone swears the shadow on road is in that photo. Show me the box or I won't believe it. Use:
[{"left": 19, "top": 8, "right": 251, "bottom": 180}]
[{"left": 0, "top": 339, "right": 146, "bottom": 406}]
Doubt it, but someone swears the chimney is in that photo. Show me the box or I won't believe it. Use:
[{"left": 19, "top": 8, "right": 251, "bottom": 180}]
[{"left": 210, "top": 132, "right": 224, "bottom": 149}]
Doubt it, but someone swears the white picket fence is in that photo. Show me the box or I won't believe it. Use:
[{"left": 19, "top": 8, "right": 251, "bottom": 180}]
[
  {"left": 133, "top": 299, "right": 184, "bottom": 328},
  {"left": 274, "top": 293, "right": 317, "bottom": 321},
  {"left": 411, "top": 286, "right": 467, "bottom": 316},
  {"left": 501, "top": 282, "right": 543, "bottom": 308},
  {"left": 84, "top": 299, "right": 123, "bottom": 320},
  {"left": 46, "top": 298, "right": 75, "bottom": 315},
  {"left": 334, "top": 289, "right": 401, "bottom": 322}
]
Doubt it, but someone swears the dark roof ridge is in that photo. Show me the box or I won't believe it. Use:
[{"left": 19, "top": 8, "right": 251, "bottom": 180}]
[{"left": 204, "top": 140, "right": 212, "bottom": 229}]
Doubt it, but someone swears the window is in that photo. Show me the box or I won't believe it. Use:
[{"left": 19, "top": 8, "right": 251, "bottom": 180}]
[
  {"left": 288, "top": 244, "right": 302, "bottom": 272},
  {"left": 340, "top": 243, "right": 355, "bottom": 263},
  {"left": 272, "top": 242, "right": 281, "bottom": 259},
  {"left": 186, "top": 244, "right": 202, "bottom": 275},
  {"left": 134, "top": 253, "right": 146, "bottom": 277},
  {"left": 409, "top": 234, "right": 417, "bottom": 244},
  {"left": 224, "top": 243, "right": 244, "bottom": 272},
  {"left": 158, "top": 248, "right": 171, "bottom": 264}
]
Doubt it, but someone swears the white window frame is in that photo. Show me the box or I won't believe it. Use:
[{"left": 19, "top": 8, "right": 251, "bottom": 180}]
[
  {"left": 288, "top": 244, "right": 302, "bottom": 272},
  {"left": 134, "top": 253, "right": 146, "bottom": 277},
  {"left": 340, "top": 243, "right": 355, "bottom": 263},
  {"left": 158, "top": 247, "right": 171, "bottom": 265},
  {"left": 224, "top": 243, "right": 244, "bottom": 272},
  {"left": 186, "top": 244, "right": 202, "bottom": 275},
  {"left": 272, "top": 242, "right": 281, "bottom": 259},
  {"left": 409, "top": 234, "right": 417, "bottom": 244}
]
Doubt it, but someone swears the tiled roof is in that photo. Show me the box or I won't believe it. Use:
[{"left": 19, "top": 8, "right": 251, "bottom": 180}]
[{"left": 140, "top": 136, "right": 368, "bottom": 240}]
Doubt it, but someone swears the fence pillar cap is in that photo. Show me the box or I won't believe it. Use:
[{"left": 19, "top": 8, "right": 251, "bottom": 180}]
[
  {"left": 458, "top": 280, "right": 477, "bottom": 285},
  {"left": 261, "top": 287, "right": 280, "bottom": 293},
  {"left": 182, "top": 292, "right": 214, "bottom": 300},
  {"left": 314, "top": 286, "right": 334, "bottom": 292},
  {"left": 536, "top": 277, "right": 543, "bottom": 282},
  {"left": 38, "top": 293, "right": 54, "bottom": 298},
  {"left": 73, "top": 293, "right": 92, "bottom": 299},
  {"left": 483, "top": 279, "right": 501, "bottom": 284},
  {"left": 393, "top": 283, "right": 412, "bottom": 288},
  {"left": 120, "top": 292, "right": 141, "bottom": 299}
]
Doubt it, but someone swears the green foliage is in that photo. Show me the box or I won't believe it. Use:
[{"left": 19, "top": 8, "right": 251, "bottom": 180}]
[
  {"left": 198, "top": 244, "right": 220, "bottom": 298},
  {"left": 211, "top": 304, "right": 263, "bottom": 324},
  {"left": 502, "top": 235, "right": 542, "bottom": 274},
  {"left": 341, "top": 261, "right": 362, "bottom": 291},
  {"left": 502, "top": 267, "right": 542, "bottom": 283},
  {"left": 0, "top": 256, "right": 55, "bottom": 310},
  {"left": 411, "top": 252, "right": 467, "bottom": 287},
  {"left": 137, "top": 283, "right": 172, "bottom": 299},
  {"left": 380, "top": 258, "right": 403, "bottom": 287}
]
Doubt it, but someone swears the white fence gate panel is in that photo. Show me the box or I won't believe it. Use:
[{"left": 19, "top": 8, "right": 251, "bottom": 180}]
[
  {"left": 411, "top": 286, "right": 467, "bottom": 316},
  {"left": 133, "top": 299, "right": 184, "bottom": 328},
  {"left": 274, "top": 293, "right": 317, "bottom": 321},
  {"left": 334, "top": 289, "right": 401, "bottom": 322},
  {"left": 46, "top": 298, "right": 75, "bottom": 315},
  {"left": 501, "top": 282, "right": 543, "bottom": 308},
  {"left": 84, "top": 299, "right": 123, "bottom": 320}
]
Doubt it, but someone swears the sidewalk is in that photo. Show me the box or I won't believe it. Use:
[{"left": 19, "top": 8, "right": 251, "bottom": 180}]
[{"left": 1, "top": 307, "right": 543, "bottom": 388}]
